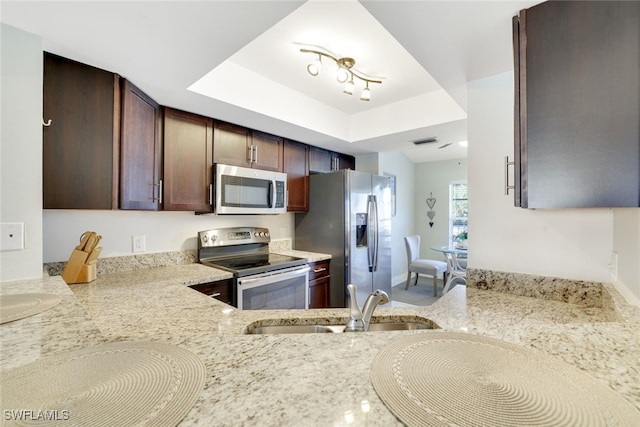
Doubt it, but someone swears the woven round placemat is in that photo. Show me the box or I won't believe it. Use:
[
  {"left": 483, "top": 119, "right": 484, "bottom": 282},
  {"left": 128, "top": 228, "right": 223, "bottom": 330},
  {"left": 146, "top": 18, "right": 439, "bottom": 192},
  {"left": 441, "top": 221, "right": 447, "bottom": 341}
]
[
  {"left": 0, "top": 293, "right": 61, "bottom": 324},
  {"left": 371, "top": 332, "right": 640, "bottom": 426},
  {"left": 1, "top": 341, "right": 206, "bottom": 426}
]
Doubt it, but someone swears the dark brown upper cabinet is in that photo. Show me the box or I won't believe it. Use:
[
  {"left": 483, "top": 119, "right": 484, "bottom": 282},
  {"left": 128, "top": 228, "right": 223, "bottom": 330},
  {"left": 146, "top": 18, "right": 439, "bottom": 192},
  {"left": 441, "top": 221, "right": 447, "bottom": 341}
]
[
  {"left": 163, "top": 108, "right": 214, "bottom": 212},
  {"left": 513, "top": 0, "right": 639, "bottom": 208},
  {"left": 283, "top": 139, "right": 309, "bottom": 212},
  {"left": 251, "top": 130, "right": 283, "bottom": 172},
  {"left": 119, "top": 79, "right": 162, "bottom": 210},
  {"left": 213, "top": 121, "right": 283, "bottom": 171},
  {"left": 309, "top": 147, "right": 355, "bottom": 174},
  {"left": 43, "top": 52, "right": 119, "bottom": 209}
]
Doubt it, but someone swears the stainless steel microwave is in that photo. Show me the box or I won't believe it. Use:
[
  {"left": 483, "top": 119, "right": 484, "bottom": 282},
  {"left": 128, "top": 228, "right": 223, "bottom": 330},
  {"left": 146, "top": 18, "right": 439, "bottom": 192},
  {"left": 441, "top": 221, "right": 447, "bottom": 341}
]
[{"left": 214, "top": 164, "right": 287, "bottom": 214}]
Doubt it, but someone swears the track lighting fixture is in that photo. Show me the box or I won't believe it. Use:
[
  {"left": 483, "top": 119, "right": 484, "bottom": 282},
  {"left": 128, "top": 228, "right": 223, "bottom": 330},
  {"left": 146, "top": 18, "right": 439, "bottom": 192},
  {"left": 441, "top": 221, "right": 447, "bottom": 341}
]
[{"left": 301, "top": 47, "right": 382, "bottom": 101}]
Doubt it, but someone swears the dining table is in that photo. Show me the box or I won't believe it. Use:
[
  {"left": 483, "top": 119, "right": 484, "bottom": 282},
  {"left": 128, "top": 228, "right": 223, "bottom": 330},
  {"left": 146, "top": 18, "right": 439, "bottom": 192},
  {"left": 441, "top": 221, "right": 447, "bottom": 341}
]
[{"left": 431, "top": 245, "right": 468, "bottom": 293}]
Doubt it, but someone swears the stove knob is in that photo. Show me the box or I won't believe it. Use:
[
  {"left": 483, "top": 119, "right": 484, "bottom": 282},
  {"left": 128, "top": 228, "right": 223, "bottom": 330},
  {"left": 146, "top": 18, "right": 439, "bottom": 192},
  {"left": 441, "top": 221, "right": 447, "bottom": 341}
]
[
  {"left": 264, "top": 231, "right": 270, "bottom": 237},
  {"left": 203, "top": 235, "right": 209, "bottom": 242}
]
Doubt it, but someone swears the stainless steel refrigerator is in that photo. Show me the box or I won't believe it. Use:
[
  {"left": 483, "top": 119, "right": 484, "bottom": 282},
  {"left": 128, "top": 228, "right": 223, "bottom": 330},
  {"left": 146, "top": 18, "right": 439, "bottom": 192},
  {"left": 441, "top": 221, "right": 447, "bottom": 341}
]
[{"left": 295, "top": 169, "right": 391, "bottom": 308}]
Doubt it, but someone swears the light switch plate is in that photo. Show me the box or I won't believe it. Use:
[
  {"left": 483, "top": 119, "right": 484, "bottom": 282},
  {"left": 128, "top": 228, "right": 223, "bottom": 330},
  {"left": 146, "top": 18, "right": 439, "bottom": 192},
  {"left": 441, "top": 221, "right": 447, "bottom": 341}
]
[{"left": 1, "top": 223, "right": 25, "bottom": 251}]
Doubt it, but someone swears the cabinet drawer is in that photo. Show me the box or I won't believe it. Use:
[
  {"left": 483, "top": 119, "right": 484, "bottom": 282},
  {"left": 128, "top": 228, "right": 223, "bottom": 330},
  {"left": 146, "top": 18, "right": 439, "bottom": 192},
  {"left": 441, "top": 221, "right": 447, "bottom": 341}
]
[
  {"left": 189, "top": 279, "right": 232, "bottom": 304},
  {"left": 308, "top": 260, "right": 330, "bottom": 281}
]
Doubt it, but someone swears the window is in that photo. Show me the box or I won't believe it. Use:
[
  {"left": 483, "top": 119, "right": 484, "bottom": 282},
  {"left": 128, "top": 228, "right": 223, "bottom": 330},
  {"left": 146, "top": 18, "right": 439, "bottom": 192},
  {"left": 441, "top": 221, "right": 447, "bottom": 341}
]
[{"left": 449, "top": 182, "right": 468, "bottom": 246}]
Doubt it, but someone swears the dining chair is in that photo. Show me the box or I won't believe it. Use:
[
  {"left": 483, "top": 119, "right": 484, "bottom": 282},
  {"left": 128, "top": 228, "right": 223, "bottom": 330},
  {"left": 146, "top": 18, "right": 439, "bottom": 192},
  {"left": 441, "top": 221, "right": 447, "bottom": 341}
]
[
  {"left": 442, "top": 252, "right": 467, "bottom": 293},
  {"left": 404, "top": 235, "right": 448, "bottom": 296}
]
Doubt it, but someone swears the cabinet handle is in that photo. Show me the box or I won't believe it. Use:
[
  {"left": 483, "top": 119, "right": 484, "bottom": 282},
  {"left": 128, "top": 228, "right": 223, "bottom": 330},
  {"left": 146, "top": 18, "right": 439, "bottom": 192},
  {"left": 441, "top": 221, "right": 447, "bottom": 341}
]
[
  {"left": 253, "top": 145, "right": 258, "bottom": 164},
  {"left": 153, "top": 180, "right": 163, "bottom": 204},
  {"left": 504, "top": 156, "right": 515, "bottom": 195},
  {"left": 42, "top": 118, "right": 52, "bottom": 127},
  {"left": 210, "top": 292, "right": 221, "bottom": 298},
  {"left": 247, "top": 145, "right": 253, "bottom": 163},
  {"left": 209, "top": 184, "right": 213, "bottom": 205},
  {"left": 313, "top": 267, "right": 327, "bottom": 273}
]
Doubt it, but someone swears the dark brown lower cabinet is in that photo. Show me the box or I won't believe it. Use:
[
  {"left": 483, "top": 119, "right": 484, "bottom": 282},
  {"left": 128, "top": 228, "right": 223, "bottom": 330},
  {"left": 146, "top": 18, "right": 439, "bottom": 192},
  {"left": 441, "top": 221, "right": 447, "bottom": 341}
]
[
  {"left": 189, "top": 279, "right": 233, "bottom": 305},
  {"left": 308, "top": 259, "right": 331, "bottom": 309}
]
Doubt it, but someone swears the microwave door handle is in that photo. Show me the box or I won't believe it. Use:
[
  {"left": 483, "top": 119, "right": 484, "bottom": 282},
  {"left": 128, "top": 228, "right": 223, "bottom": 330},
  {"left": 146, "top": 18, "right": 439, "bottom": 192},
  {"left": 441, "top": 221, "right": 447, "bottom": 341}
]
[{"left": 268, "top": 180, "right": 274, "bottom": 208}]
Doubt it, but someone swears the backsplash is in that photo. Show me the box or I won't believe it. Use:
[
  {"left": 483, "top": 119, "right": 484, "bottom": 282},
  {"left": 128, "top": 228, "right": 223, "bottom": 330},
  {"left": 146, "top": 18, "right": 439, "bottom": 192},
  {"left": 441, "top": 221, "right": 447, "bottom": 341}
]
[
  {"left": 467, "top": 268, "right": 613, "bottom": 309},
  {"left": 44, "top": 251, "right": 196, "bottom": 276},
  {"left": 44, "top": 239, "right": 293, "bottom": 277}
]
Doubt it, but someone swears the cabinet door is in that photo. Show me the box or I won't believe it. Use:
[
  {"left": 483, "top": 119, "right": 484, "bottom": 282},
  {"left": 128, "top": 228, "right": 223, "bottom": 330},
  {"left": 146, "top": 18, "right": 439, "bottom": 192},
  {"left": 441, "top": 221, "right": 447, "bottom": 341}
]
[
  {"left": 334, "top": 153, "right": 355, "bottom": 171},
  {"left": 309, "top": 147, "right": 333, "bottom": 173},
  {"left": 251, "top": 131, "right": 283, "bottom": 171},
  {"left": 213, "top": 121, "right": 251, "bottom": 167},
  {"left": 514, "top": 1, "right": 640, "bottom": 208},
  {"left": 163, "top": 108, "right": 213, "bottom": 212},
  {"left": 120, "top": 79, "right": 162, "bottom": 210},
  {"left": 308, "top": 260, "right": 331, "bottom": 309},
  {"left": 283, "top": 139, "right": 309, "bottom": 212},
  {"left": 309, "top": 276, "right": 330, "bottom": 309},
  {"left": 189, "top": 279, "right": 232, "bottom": 305},
  {"left": 43, "top": 53, "right": 119, "bottom": 209}
]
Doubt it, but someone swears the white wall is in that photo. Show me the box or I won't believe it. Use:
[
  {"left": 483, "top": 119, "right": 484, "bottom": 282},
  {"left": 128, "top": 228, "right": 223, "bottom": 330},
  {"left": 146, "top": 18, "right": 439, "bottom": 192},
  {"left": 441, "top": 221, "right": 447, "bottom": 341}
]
[
  {"left": 613, "top": 209, "right": 640, "bottom": 304},
  {"left": 43, "top": 210, "right": 295, "bottom": 262},
  {"left": 380, "top": 152, "right": 415, "bottom": 285},
  {"left": 0, "top": 24, "right": 43, "bottom": 281},
  {"left": 467, "top": 71, "right": 614, "bottom": 283},
  {"left": 415, "top": 159, "right": 467, "bottom": 260}
]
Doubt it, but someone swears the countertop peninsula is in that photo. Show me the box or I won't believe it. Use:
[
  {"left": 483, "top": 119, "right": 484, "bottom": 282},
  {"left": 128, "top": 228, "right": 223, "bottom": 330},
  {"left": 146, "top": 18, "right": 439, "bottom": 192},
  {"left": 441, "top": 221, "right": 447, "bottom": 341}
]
[{"left": 1, "top": 259, "right": 639, "bottom": 426}]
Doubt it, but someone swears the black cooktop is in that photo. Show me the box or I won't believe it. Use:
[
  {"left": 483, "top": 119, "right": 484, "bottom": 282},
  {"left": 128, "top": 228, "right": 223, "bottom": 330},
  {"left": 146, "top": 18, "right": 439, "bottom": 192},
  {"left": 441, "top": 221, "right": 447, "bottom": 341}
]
[{"left": 201, "top": 253, "right": 307, "bottom": 277}]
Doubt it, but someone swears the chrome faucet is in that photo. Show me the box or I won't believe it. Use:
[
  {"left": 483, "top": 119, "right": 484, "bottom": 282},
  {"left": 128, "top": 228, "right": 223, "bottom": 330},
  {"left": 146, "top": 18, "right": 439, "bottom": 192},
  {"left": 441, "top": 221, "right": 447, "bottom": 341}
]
[{"left": 345, "top": 284, "right": 390, "bottom": 332}]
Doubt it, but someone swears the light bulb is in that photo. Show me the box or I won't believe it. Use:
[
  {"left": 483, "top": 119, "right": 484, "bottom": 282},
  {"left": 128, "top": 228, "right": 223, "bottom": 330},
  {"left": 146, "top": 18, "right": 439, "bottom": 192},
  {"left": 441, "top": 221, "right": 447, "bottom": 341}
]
[
  {"left": 343, "top": 79, "right": 354, "bottom": 95},
  {"left": 360, "top": 86, "right": 371, "bottom": 101},
  {"left": 307, "top": 56, "right": 321, "bottom": 76},
  {"left": 336, "top": 67, "right": 349, "bottom": 83}
]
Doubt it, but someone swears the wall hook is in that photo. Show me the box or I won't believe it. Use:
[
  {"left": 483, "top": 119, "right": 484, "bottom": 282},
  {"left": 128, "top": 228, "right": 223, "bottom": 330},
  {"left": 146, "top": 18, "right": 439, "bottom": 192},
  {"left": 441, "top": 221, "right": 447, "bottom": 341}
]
[{"left": 42, "top": 118, "right": 52, "bottom": 127}]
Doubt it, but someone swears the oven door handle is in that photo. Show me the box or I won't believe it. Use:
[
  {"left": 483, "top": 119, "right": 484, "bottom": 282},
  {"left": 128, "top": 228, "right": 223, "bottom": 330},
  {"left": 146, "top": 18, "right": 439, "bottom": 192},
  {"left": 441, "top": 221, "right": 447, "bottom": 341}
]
[{"left": 237, "top": 266, "right": 310, "bottom": 288}]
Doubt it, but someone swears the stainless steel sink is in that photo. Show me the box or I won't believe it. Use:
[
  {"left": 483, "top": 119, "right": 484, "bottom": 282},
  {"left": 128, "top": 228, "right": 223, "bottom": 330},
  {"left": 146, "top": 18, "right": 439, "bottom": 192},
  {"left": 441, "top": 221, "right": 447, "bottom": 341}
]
[
  {"left": 245, "top": 320, "right": 437, "bottom": 334},
  {"left": 367, "top": 322, "right": 432, "bottom": 331},
  {"left": 248, "top": 325, "right": 340, "bottom": 334}
]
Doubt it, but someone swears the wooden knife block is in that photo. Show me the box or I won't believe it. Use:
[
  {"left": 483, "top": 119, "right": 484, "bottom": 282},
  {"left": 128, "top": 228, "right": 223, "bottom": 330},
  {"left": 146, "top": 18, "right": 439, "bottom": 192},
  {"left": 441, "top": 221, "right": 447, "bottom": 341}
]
[{"left": 61, "top": 249, "right": 97, "bottom": 284}]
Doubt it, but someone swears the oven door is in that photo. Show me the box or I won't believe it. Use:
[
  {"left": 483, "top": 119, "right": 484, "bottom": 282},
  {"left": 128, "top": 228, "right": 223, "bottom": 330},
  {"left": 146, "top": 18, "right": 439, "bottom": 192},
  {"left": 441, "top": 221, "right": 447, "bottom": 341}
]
[{"left": 237, "top": 266, "right": 309, "bottom": 310}]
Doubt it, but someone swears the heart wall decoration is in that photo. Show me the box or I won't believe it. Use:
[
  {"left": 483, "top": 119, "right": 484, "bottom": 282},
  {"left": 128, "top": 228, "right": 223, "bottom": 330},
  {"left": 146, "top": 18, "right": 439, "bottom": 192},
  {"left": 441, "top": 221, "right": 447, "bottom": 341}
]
[{"left": 426, "top": 193, "right": 436, "bottom": 228}]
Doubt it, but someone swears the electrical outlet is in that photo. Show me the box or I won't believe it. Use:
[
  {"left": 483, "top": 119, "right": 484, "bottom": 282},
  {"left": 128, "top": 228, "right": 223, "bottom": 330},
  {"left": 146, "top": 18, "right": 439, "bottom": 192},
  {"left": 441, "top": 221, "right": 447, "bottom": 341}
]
[
  {"left": 1, "top": 223, "right": 25, "bottom": 251},
  {"left": 132, "top": 235, "right": 146, "bottom": 253}
]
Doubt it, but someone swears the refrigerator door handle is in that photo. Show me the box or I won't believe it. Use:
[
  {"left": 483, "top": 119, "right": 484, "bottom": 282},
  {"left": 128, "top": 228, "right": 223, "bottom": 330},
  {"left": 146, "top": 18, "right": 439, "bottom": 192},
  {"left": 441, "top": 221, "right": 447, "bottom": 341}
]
[
  {"left": 367, "top": 195, "right": 374, "bottom": 272},
  {"left": 372, "top": 195, "right": 379, "bottom": 272}
]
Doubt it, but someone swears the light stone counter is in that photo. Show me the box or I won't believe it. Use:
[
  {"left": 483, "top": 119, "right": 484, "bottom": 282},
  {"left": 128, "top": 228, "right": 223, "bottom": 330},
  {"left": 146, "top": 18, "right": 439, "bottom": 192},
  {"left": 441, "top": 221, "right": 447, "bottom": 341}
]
[{"left": 1, "top": 263, "right": 639, "bottom": 426}]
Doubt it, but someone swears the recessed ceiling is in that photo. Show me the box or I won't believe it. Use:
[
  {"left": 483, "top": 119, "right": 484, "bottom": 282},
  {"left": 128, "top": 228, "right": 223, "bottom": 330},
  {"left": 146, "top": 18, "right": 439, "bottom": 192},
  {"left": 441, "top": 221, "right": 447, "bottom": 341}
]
[{"left": 1, "top": 0, "right": 541, "bottom": 163}]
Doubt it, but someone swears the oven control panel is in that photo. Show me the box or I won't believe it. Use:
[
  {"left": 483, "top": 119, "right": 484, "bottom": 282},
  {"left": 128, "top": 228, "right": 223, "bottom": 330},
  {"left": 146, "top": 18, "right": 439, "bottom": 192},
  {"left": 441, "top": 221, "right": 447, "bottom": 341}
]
[{"left": 198, "top": 227, "right": 271, "bottom": 248}]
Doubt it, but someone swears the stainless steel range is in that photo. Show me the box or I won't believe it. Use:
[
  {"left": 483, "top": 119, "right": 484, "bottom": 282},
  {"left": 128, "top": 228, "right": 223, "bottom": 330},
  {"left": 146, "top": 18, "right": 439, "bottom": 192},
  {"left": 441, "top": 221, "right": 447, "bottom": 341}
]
[{"left": 197, "top": 227, "right": 309, "bottom": 310}]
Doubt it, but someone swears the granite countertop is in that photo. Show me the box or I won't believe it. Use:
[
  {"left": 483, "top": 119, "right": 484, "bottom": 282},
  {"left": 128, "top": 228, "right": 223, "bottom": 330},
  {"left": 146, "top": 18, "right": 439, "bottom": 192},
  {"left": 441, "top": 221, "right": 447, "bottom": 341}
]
[{"left": 2, "top": 258, "right": 639, "bottom": 426}]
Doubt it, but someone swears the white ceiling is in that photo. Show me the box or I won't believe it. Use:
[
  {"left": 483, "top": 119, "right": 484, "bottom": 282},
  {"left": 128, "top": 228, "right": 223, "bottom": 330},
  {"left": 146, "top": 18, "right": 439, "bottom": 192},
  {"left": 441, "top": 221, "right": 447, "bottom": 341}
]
[{"left": 1, "top": 0, "right": 540, "bottom": 163}]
